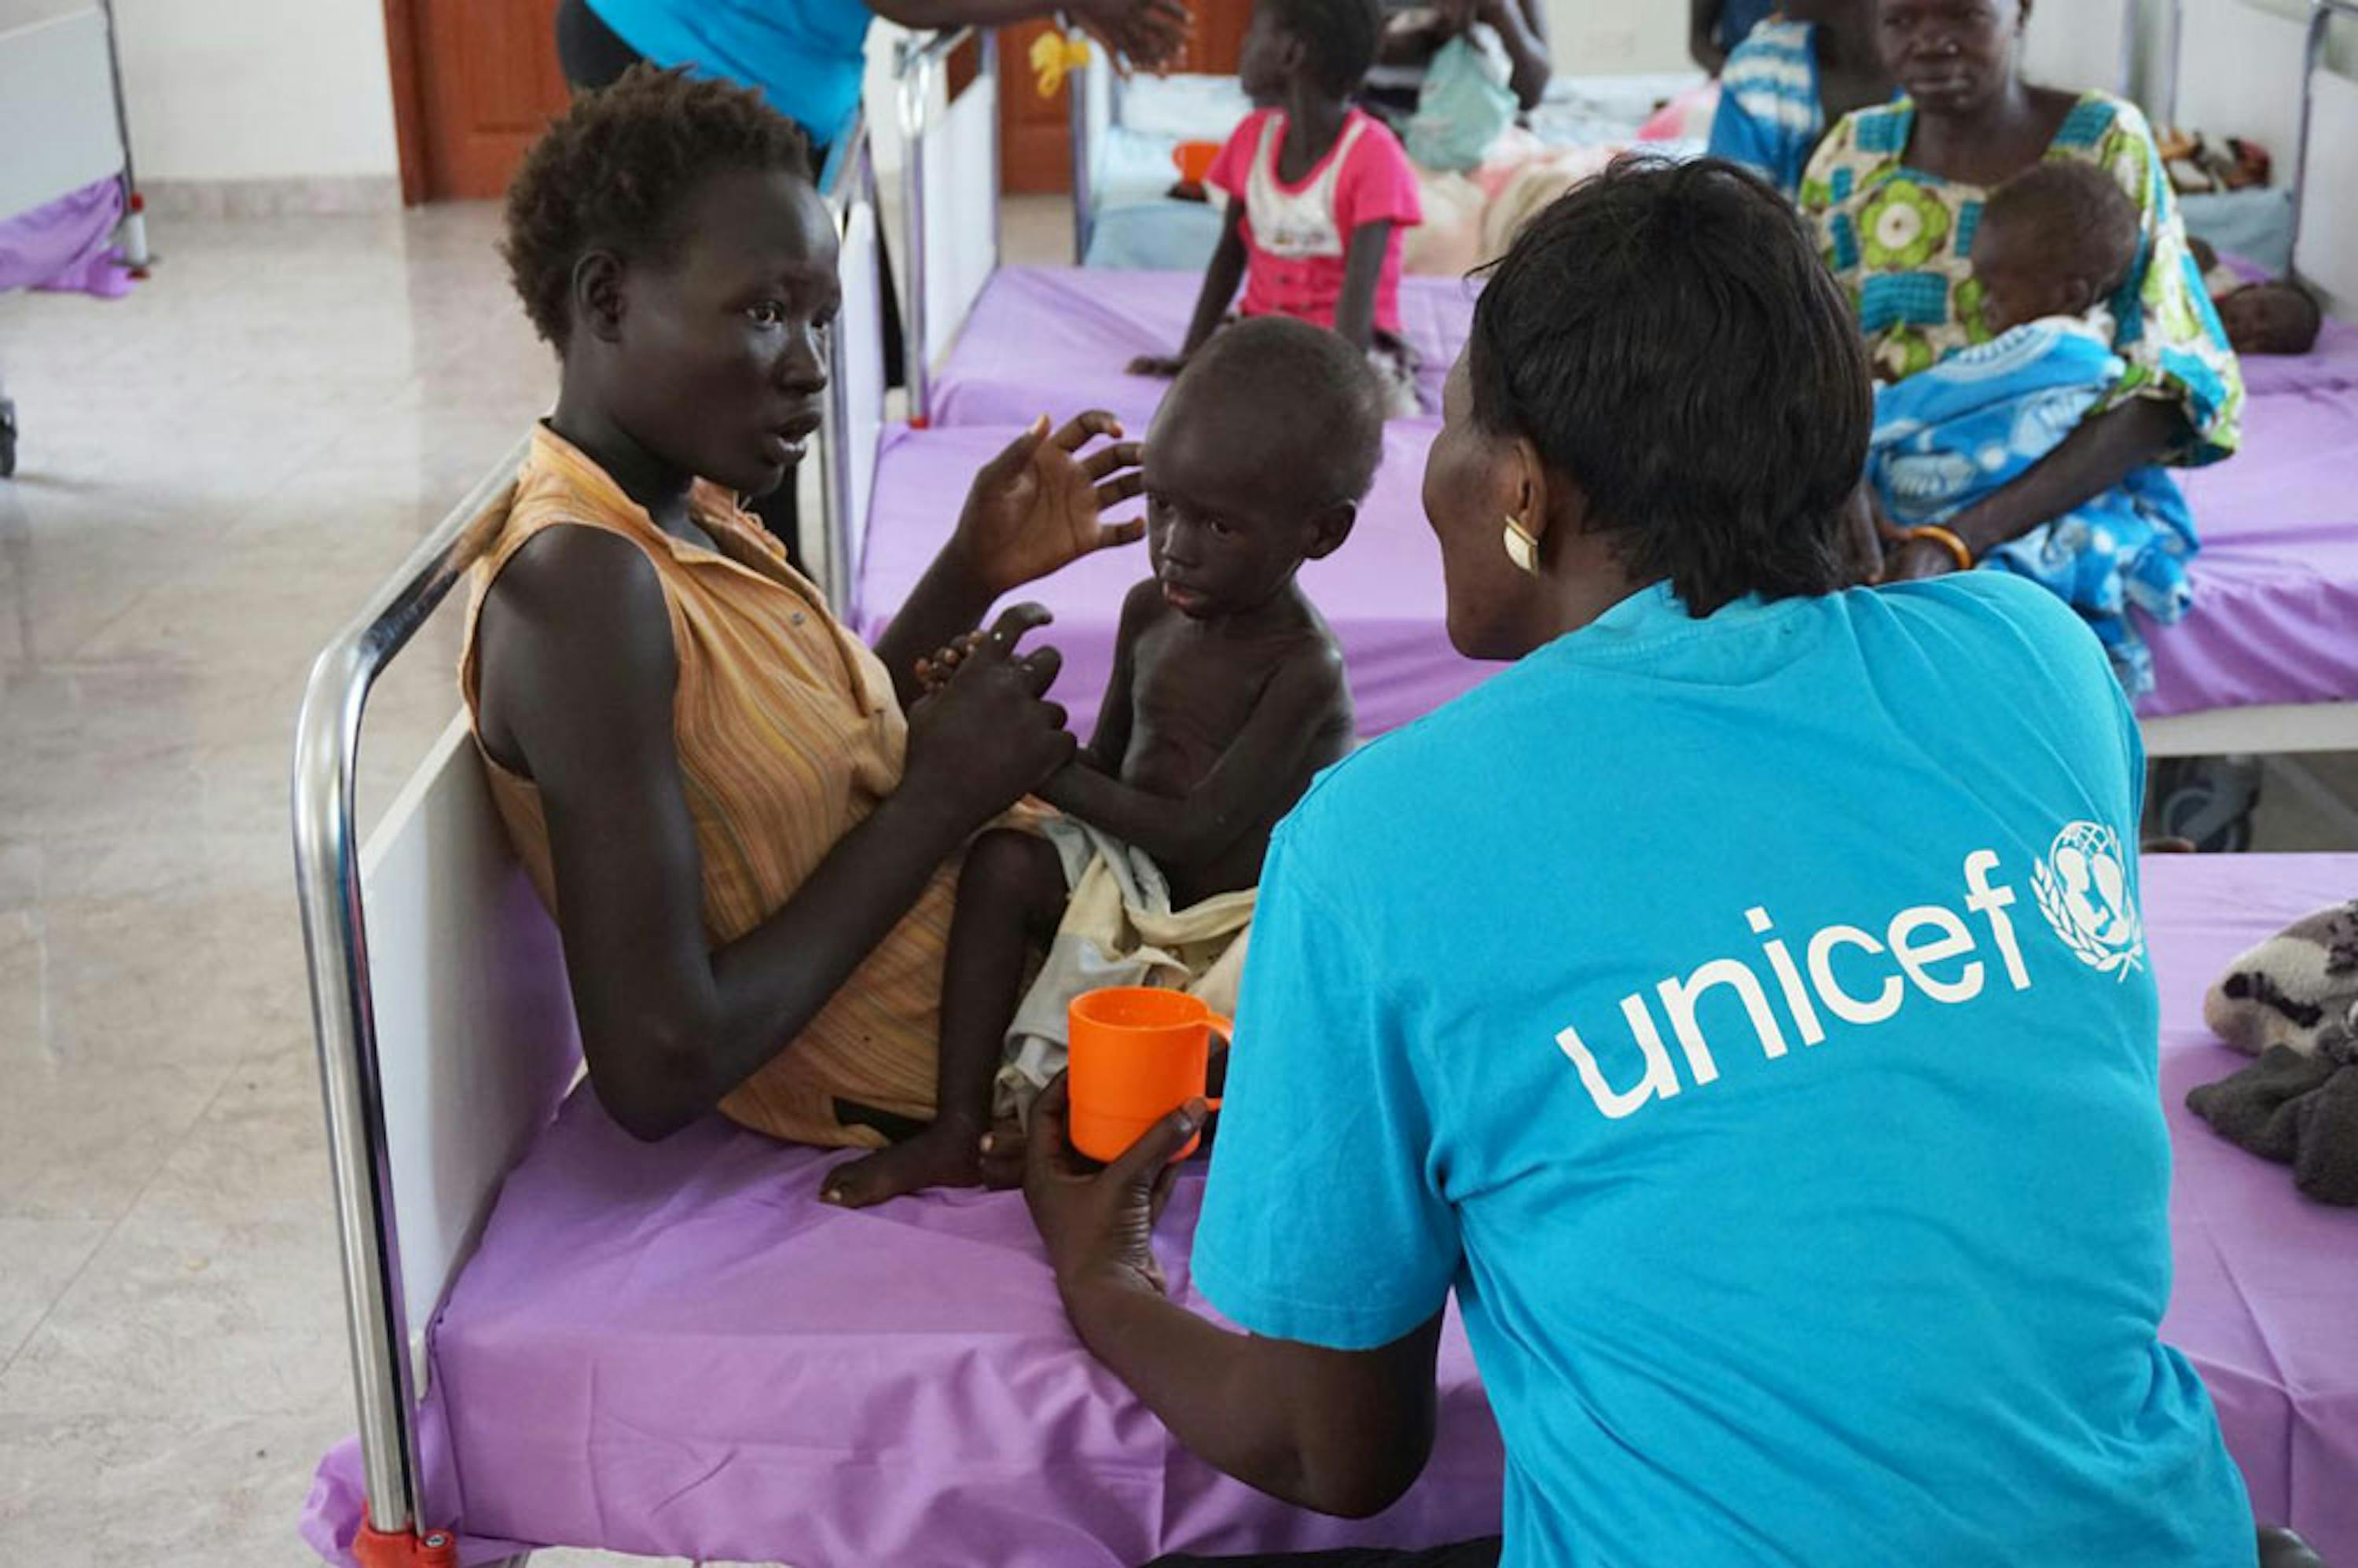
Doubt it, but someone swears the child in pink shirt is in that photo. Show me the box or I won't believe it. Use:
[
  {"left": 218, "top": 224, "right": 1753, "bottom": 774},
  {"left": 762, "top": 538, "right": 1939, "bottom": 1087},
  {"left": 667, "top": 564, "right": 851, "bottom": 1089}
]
[{"left": 1129, "top": 0, "right": 1427, "bottom": 414}]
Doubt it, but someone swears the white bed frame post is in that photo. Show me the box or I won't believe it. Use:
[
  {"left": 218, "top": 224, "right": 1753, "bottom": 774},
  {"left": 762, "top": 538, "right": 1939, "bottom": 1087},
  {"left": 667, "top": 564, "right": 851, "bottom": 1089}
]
[
  {"left": 1068, "top": 52, "right": 1095, "bottom": 264},
  {"left": 2286, "top": 0, "right": 2349, "bottom": 286},
  {"left": 898, "top": 26, "right": 1003, "bottom": 425},
  {"left": 96, "top": 0, "right": 148, "bottom": 271},
  {"left": 814, "top": 111, "right": 887, "bottom": 616}
]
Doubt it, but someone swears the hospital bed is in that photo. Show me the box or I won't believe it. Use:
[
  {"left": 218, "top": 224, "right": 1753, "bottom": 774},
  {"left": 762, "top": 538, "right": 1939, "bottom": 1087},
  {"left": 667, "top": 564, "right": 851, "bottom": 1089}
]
[
  {"left": 1062, "top": 57, "right": 1706, "bottom": 276},
  {"left": 291, "top": 557, "right": 2358, "bottom": 1568},
  {"left": 0, "top": 0, "right": 149, "bottom": 479},
  {"left": 891, "top": 6, "right": 2358, "bottom": 758},
  {"left": 2136, "top": 0, "right": 2358, "bottom": 758}
]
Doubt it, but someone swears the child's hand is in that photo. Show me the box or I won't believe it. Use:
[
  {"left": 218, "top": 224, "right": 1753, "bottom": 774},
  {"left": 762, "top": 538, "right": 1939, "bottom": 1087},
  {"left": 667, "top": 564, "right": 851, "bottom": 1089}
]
[
  {"left": 916, "top": 630, "right": 993, "bottom": 695},
  {"left": 1126, "top": 352, "right": 1190, "bottom": 379}
]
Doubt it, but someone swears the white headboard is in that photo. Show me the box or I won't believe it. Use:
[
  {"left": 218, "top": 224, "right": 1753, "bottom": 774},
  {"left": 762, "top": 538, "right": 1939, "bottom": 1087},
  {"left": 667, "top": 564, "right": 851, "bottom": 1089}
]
[
  {"left": 898, "top": 28, "right": 1001, "bottom": 420},
  {"left": 0, "top": 7, "right": 123, "bottom": 218},
  {"left": 2022, "top": 0, "right": 2136, "bottom": 98},
  {"left": 2172, "top": 0, "right": 2312, "bottom": 174},
  {"left": 2294, "top": 39, "right": 2358, "bottom": 305}
]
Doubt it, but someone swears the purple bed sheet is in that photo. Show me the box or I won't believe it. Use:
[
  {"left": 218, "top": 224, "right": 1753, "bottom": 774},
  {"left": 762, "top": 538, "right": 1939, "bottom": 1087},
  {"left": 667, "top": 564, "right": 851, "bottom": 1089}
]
[
  {"left": 856, "top": 419, "right": 1486, "bottom": 738},
  {"left": 300, "top": 854, "right": 2358, "bottom": 1566},
  {"left": 2153, "top": 382, "right": 2358, "bottom": 719},
  {"left": 860, "top": 387, "right": 2358, "bottom": 738},
  {"left": 2150, "top": 854, "right": 2358, "bottom": 1564},
  {"left": 301, "top": 1122, "right": 1507, "bottom": 1567},
  {"left": 928, "top": 266, "right": 1480, "bottom": 430},
  {"left": 931, "top": 261, "right": 2358, "bottom": 414},
  {"left": 0, "top": 176, "right": 133, "bottom": 299}
]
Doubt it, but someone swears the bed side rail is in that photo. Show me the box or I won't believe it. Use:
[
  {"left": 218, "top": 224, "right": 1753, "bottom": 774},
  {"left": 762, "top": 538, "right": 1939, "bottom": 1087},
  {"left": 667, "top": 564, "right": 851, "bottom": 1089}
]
[
  {"left": 810, "top": 108, "right": 890, "bottom": 615},
  {"left": 292, "top": 444, "right": 532, "bottom": 1546},
  {"left": 2289, "top": 0, "right": 2358, "bottom": 297},
  {"left": 898, "top": 26, "right": 1004, "bottom": 423}
]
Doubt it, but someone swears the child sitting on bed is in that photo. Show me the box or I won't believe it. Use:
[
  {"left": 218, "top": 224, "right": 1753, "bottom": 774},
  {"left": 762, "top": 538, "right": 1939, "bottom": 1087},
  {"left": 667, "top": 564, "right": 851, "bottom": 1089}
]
[
  {"left": 1126, "top": 0, "right": 1427, "bottom": 417},
  {"left": 821, "top": 318, "right": 1377, "bottom": 1206},
  {"left": 1869, "top": 162, "right": 2200, "bottom": 697},
  {"left": 2187, "top": 235, "right": 2326, "bottom": 358}
]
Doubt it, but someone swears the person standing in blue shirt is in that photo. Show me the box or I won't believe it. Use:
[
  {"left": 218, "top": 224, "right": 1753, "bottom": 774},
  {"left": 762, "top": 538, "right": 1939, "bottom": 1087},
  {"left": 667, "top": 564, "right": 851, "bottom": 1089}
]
[
  {"left": 1020, "top": 159, "right": 2263, "bottom": 1566},
  {"left": 1706, "top": 1, "right": 1890, "bottom": 200},
  {"left": 557, "top": 0, "right": 1190, "bottom": 152}
]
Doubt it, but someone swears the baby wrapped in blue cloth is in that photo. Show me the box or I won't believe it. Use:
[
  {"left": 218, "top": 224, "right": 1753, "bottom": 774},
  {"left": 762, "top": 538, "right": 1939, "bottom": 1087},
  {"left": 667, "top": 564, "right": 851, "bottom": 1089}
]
[{"left": 1868, "top": 163, "right": 2198, "bottom": 697}]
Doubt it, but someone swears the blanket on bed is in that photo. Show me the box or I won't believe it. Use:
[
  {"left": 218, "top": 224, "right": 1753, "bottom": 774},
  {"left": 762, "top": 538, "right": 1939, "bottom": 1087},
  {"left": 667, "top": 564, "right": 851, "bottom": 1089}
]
[{"left": 1869, "top": 313, "right": 2199, "bottom": 696}]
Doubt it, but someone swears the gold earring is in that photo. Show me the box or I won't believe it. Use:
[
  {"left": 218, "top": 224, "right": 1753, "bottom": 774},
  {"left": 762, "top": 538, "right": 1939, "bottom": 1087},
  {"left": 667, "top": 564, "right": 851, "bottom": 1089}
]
[{"left": 1503, "top": 516, "right": 1541, "bottom": 576}]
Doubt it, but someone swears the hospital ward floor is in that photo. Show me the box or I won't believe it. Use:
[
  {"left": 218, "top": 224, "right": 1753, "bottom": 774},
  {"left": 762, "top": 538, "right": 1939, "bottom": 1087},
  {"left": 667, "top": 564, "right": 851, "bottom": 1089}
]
[{"left": 0, "top": 198, "right": 2352, "bottom": 1567}]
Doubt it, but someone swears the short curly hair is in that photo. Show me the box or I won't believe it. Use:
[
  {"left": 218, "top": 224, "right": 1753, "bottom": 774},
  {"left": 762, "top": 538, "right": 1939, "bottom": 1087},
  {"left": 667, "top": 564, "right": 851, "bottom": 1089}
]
[{"left": 501, "top": 65, "right": 812, "bottom": 353}]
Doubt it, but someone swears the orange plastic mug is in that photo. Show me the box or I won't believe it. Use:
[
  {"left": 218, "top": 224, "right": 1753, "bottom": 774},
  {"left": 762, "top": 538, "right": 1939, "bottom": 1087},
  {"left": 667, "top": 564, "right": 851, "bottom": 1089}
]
[
  {"left": 1171, "top": 139, "right": 1221, "bottom": 186},
  {"left": 1067, "top": 986, "right": 1231, "bottom": 1163}
]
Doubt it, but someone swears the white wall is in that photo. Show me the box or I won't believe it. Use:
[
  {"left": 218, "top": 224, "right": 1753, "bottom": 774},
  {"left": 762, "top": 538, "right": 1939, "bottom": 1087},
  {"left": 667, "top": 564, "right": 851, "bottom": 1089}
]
[
  {"left": 1543, "top": 0, "right": 1691, "bottom": 75},
  {"left": 107, "top": 0, "right": 400, "bottom": 182}
]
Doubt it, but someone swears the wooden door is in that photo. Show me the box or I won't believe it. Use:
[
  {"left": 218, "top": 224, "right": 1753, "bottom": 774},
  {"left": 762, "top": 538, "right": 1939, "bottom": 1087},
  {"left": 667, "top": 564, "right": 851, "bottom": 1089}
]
[
  {"left": 1000, "top": 18, "right": 1075, "bottom": 194},
  {"left": 385, "top": 0, "right": 571, "bottom": 202},
  {"left": 997, "top": 0, "right": 1255, "bottom": 195}
]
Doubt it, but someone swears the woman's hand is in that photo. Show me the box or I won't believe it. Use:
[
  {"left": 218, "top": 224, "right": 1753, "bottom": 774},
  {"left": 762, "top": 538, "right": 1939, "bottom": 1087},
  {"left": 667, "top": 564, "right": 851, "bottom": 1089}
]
[
  {"left": 1023, "top": 1073, "right": 1200, "bottom": 1299},
  {"left": 1074, "top": 0, "right": 1191, "bottom": 72},
  {"left": 901, "top": 604, "right": 1078, "bottom": 832},
  {"left": 953, "top": 413, "right": 1147, "bottom": 596}
]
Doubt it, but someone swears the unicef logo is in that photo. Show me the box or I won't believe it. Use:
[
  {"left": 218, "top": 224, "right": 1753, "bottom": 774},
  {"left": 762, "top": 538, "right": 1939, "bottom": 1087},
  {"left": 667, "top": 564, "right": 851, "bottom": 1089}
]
[{"left": 2033, "top": 822, "right": 2145, "bottom": 979}]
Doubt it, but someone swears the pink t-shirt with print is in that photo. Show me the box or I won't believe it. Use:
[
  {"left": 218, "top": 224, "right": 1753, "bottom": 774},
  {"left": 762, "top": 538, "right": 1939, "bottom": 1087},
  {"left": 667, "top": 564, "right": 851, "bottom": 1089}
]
[{"left": 1207, "top": 107, "right": 1424, "bottom": 336}]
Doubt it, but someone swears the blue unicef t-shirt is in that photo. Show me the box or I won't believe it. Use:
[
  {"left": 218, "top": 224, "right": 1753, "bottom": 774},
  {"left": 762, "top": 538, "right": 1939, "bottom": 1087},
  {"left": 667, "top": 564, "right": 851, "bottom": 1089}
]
[
  {"left": 1192, "top": 575, "right": 2252, "bottom": 1567},
  {"left": 590, "top": 0, "right": 873, "bottom": 144}
]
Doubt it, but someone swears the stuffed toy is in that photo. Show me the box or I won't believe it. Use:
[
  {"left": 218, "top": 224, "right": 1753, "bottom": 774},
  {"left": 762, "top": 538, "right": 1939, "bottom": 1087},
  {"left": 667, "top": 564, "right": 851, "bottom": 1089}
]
[{"left": 2189, "top": 900, "right": 2358, "bottom": 1206}]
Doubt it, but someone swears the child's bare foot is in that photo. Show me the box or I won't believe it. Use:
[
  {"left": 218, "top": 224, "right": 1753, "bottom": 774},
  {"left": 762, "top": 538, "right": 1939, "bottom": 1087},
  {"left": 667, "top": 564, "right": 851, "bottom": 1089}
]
[{"left": 821, "top": 1119, "right": 985, "bottom": 1208}]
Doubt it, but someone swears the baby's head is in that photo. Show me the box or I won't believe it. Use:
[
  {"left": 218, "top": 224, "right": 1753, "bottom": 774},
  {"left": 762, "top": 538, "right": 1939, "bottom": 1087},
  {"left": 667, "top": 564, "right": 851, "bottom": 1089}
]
[
  {"left": 1240, "top": 0, "right": 1384, "bottom": 107},
  {"left": 502, "top": 65, "right": 832, "bottom": 499},
  {"left": 2217, "top": 278, "right": 2323, "bottom": 357},
  {"left": 1141, "top": 318, "right": 1383, "bottom": 618},
  {"left": 1971, "top": 162, "right": 2140, "bottom": 336}
]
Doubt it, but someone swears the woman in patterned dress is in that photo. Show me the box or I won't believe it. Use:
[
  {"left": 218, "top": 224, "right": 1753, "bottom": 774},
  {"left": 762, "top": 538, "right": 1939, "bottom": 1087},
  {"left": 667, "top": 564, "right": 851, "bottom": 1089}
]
[{"left": 1800, "top": 0, "right": 2242, "bottom": 585}]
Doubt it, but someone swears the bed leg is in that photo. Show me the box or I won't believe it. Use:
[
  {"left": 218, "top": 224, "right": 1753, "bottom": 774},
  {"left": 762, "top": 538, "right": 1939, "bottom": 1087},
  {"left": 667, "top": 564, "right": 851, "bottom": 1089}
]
[{"left": 351, "top": 1520, "right": 460, "bottom": 1567}]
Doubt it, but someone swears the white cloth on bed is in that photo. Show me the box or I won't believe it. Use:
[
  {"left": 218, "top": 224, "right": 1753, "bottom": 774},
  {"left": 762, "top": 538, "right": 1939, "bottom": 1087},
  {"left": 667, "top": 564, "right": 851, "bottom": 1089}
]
[{"left": 997, "top": 817, "right": 1254, "bottom": 1126}]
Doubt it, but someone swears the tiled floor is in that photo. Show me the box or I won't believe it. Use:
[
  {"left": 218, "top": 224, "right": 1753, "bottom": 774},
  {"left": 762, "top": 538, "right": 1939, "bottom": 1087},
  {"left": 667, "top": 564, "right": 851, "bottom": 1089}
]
[{"left": 0, "top": 192, "right": 2349, "bottom": 1568}]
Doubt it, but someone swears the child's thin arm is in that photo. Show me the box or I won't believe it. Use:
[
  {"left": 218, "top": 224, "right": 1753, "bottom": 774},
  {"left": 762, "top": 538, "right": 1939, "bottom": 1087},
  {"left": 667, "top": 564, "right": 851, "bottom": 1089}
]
[
  {"left": 1132, "top": 204, "right": 1250, "bottom": 376},
  {"left": 1331, "top": 222, "right": 1394, "bottom": 354},
  {"left": 1078, "top": 584, "right": 1151, "bottom": 773},
  {"left": 1184, "top": 203, "right": 1251, "bottom": 354},
  {"left": 1038, "top": 646, "right": 1346, "bottom": 870}
]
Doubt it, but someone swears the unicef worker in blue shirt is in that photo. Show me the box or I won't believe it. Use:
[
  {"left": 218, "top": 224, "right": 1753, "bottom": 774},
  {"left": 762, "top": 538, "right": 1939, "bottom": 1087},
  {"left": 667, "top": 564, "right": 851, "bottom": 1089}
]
[{"left": 1021, "top": 158, "right": 2263, "bottom": 1566}]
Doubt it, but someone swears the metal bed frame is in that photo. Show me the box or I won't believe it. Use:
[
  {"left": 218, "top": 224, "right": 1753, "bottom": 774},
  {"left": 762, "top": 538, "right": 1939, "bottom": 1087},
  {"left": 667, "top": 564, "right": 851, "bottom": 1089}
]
[{"left": 292, "top": 106, "right": 887, "bottom": 1568}]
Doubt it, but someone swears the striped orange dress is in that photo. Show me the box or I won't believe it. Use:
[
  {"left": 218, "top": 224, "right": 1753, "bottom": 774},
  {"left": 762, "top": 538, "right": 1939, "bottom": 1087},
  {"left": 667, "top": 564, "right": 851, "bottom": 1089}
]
[{"left": 459, "top": 426, "right": 956, "bottom": 1148}]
